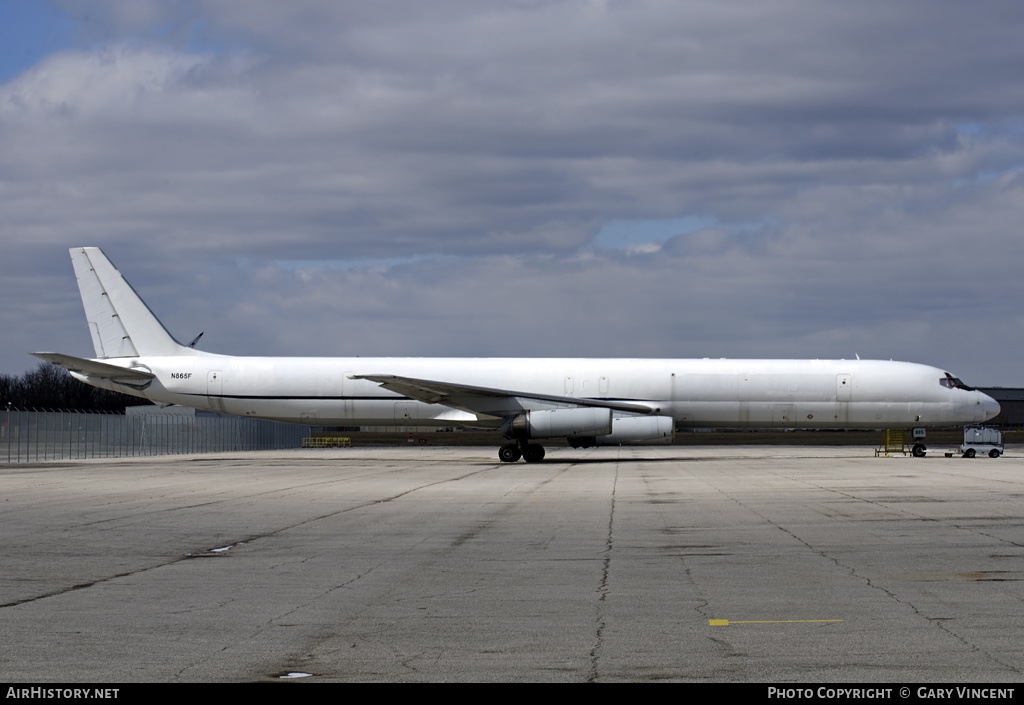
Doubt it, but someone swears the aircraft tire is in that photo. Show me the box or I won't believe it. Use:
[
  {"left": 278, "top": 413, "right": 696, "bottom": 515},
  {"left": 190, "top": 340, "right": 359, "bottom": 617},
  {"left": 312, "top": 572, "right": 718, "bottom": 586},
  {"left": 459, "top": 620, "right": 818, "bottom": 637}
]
[
  {"left": 523, "top": 444, "right": 546, "bottom": 463},
  {"left": 499, "top": 443, "right": 522, "bottom": 463},
  {"left": 912, "top": 444, "right": 927, "bottom": 458}
]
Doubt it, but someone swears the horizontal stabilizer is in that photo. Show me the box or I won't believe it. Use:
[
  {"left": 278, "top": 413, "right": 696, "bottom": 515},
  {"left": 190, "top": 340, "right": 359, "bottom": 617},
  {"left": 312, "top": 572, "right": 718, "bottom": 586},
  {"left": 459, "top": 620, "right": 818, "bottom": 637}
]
[{"left": 32, "top": 352, "right": 155, "bottom": 387}]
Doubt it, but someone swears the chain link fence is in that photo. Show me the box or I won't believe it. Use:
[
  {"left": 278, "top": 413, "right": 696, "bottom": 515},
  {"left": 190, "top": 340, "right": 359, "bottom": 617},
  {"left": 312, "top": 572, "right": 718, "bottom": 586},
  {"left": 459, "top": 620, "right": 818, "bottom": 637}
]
[{"left": 1, "top": 408, "right": 310, "bottom": 462}]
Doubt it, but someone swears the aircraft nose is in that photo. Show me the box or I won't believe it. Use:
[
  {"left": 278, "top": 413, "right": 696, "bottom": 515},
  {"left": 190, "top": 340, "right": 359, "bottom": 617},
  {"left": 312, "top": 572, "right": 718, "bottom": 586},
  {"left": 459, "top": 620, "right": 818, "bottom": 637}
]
[{"left": 980, "top": 393, "right": 1001, "bottom": 422}]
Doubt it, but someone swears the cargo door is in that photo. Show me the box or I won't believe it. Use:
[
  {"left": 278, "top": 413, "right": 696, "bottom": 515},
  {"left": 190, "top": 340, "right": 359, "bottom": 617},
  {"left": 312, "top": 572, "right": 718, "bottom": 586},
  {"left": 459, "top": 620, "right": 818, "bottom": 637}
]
[
  {"left": 207, "top": 370, "right": 226, "bottom": 413},
  {"left": 837, "top": 374, "right": 852, "bottom": 402}
]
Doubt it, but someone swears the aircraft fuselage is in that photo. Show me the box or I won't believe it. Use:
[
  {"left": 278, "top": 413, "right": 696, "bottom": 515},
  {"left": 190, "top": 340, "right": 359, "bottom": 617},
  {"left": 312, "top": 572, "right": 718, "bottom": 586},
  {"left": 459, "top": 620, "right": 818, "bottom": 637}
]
[{"left": 73, "top": 353, "right": 998, "bottom": 430}]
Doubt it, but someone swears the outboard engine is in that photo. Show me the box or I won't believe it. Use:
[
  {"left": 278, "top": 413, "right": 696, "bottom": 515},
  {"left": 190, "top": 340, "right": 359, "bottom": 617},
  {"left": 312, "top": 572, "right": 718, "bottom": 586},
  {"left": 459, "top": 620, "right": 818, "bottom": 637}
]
[{"left": 568, "top": 415, "right": 674, "bottom": 448}]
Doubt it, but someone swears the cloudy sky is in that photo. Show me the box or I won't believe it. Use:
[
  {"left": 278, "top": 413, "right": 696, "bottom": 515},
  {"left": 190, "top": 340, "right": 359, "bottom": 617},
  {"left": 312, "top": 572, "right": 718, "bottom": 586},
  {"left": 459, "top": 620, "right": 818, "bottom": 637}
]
[{"left": 2, "top": 0, "right": 1023, "bottom": 386}]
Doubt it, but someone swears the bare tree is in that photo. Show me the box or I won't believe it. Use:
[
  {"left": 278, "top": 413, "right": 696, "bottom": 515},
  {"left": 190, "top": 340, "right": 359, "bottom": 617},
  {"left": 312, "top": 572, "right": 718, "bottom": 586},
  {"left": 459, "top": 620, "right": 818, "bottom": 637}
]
[{"left": 0, "top": 362, "right": 147, "bottom": 411}]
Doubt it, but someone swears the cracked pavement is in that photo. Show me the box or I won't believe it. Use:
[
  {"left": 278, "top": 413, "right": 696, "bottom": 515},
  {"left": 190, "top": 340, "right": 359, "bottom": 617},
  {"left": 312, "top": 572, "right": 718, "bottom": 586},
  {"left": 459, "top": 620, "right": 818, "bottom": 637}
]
[{"left": 2, "top": 446, "right": 1023, "bottom": 682}]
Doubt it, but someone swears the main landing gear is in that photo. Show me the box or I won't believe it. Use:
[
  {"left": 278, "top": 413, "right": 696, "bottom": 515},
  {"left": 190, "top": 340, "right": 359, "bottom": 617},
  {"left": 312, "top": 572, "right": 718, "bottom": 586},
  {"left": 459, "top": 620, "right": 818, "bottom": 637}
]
[{"left": 498, "top": 441, "right": 546, "bottom": 463}]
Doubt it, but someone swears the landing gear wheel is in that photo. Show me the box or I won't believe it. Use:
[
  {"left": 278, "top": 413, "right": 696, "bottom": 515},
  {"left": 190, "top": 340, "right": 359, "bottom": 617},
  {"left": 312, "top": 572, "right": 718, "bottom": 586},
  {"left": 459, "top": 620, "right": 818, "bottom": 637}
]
[
  {"left": 912, "top": 444, "right": 927, "bottom": 458},
  {"left": 989, "top": 449, "right": 1001, "bottom": 458},
  {"left": 964, "top": 448, "right": 976, "bottom": 458},
  {"left": 522, "top": 444, "right": 546, "bottom": 463},
  {"left": 498, "top": 443, "right": 522, "bottom": 463}
]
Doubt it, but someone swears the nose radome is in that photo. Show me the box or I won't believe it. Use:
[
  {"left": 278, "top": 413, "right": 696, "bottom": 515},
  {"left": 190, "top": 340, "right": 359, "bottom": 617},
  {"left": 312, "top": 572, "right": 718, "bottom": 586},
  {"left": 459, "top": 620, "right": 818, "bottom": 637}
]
[{"left": 981, "top": 395, "right": 1001, "bottom": 421}]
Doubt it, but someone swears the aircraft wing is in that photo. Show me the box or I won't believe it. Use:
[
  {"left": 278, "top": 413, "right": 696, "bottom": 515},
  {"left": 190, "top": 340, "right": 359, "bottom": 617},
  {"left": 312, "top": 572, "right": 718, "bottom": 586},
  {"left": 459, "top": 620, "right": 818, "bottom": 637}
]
[
  {"left": 350, "top": 374, "right": 656, "bottom": 418},
  {"left": 32, "top": 352, "right": 155, "bottom": 387}
]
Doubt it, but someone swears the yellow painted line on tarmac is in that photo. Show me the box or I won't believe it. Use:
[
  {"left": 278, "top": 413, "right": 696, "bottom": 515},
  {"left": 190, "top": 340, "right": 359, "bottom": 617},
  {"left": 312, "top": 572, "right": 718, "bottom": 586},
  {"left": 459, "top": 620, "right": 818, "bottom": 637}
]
[{"left": 709, "top": 619, "right": 843, "bottom": 626}]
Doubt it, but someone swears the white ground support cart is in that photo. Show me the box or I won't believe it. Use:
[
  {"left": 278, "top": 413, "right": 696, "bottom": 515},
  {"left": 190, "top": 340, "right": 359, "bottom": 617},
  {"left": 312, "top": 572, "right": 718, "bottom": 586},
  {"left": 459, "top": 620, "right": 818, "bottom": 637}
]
[{"left": 959, "top": 426, "right": 1003, "bottom": 458}]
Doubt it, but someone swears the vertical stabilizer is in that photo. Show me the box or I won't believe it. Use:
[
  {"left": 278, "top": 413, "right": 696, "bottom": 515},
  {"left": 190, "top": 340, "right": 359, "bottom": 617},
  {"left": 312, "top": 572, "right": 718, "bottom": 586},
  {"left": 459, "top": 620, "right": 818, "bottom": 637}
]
[{"left": 70, "top": 247, "right": 185, "bottom": 358}]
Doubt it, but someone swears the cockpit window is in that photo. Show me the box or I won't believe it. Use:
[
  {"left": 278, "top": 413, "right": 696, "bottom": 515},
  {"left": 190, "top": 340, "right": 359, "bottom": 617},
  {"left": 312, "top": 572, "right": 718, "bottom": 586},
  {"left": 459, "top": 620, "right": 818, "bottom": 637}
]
[{"left": 940, "top": 373, "right": 974, "bottom": 391}]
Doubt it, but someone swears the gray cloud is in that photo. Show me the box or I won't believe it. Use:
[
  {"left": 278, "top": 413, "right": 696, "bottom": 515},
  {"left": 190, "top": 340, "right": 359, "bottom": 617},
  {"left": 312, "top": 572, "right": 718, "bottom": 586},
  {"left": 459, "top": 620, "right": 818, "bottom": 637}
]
[{"left": 3, "top": 0, "right": 1023, "bottom": 386}]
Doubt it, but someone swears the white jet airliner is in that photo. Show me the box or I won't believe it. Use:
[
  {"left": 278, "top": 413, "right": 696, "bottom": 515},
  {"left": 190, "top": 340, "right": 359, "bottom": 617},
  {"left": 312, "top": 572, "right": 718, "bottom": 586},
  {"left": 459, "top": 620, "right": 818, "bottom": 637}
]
[{"left": 34, "top": 247, "right": 999, "bottom": 462}]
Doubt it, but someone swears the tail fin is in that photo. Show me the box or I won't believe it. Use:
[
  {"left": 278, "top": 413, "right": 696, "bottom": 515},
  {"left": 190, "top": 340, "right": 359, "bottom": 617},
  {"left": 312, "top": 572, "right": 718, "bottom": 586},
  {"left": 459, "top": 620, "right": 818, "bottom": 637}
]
[{"left": 70, "top": 247, "right": 186, "bottom": 358}]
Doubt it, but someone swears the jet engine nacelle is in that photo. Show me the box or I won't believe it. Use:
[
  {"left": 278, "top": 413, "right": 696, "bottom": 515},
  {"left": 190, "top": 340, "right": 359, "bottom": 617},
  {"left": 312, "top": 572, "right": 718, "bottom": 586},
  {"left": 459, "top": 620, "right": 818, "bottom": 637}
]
[
  {"left": 508, "top": 407, "right": 613, "bottom": 439},
  {"left": 568, "top": 415, "right": 675, "bottom": 448}
]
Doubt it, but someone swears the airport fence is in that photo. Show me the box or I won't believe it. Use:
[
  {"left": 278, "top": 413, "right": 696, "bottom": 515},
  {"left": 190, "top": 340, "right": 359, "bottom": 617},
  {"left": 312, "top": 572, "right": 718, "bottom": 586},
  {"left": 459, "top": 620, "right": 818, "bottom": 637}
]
[{"left": 1, "top": 408, "right": 311, "bottom": 463}]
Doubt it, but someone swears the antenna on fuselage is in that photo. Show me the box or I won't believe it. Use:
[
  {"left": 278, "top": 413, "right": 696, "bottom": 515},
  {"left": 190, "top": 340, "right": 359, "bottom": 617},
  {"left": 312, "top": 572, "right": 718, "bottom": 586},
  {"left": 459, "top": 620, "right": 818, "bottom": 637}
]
[{"left": 187, "top": 332, "right": 204, "bottom": 349}]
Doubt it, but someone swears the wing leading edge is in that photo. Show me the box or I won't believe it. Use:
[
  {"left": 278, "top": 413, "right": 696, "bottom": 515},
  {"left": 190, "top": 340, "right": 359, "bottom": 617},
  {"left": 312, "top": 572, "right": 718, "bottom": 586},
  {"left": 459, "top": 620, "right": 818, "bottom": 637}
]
[{"left": 350, "top": 373, "right": 658, "bottom": 420}]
